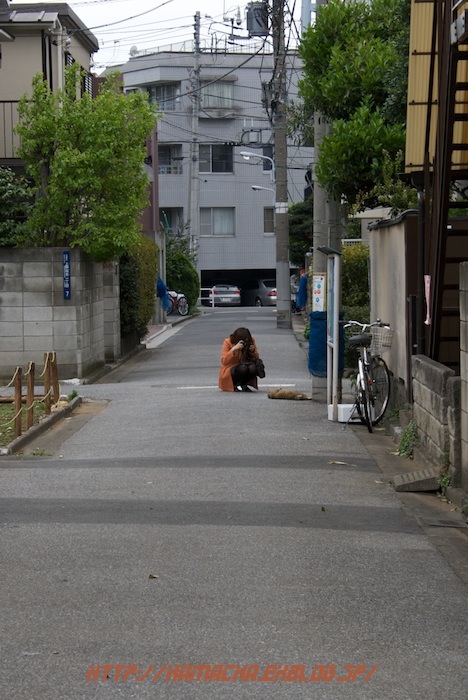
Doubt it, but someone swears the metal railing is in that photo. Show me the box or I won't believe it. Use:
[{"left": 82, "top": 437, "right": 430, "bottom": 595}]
[{"left": 0, "top": 101, "right": 21, "bottom": 159}]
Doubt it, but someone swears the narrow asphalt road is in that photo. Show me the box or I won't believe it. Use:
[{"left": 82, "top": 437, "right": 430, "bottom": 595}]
[{"left": 1, "top": 308, "right": 467, "bottom": 700}]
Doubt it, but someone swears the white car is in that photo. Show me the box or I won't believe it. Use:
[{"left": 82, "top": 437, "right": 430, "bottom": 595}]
[{"left": 202, "top": 284, "right": 241, "bottom": 306}]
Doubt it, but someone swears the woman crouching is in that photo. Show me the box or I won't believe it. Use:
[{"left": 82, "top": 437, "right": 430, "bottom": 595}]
[{"left": 218, "top": 327, "right": 260, "bottom": 392}]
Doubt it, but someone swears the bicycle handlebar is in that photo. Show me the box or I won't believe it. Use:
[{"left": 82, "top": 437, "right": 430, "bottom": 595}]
[{"left": 343, "top": 319, "right": 390, "bottom": 331}]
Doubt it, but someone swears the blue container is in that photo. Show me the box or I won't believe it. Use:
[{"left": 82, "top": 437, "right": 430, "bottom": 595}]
[{"left": 308, "top": 311, "right": 345, "bottom": 377}]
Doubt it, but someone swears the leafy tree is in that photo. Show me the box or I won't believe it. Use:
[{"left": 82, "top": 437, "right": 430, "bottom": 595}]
[
  {"left": 298, "top": 0, "right": 411, "bottom": 207},
  {"left": 0, "top": 167, "right": 33, "bottom": 246},
  {"left": 316, "top": 105, "right": 406, "bottom": 204},
  {"left": 288, "top": 196, "right": 313, "bottom": 266},
  {"left": 15, "top": 65, "right": 158, "bottom": 261},
  {"left": 352, "top": 150, "right": 418, "bottom": 215}
]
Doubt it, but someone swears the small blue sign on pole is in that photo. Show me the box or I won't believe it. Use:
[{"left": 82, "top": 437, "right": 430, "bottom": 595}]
[{"left": 63, "top": 250, "right": 71, "bottom": 300}]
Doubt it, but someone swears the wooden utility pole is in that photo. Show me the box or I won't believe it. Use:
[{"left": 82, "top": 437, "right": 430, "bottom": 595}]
[
  {"left": 272, "top": 0, "right": 291, "bottom": 329},
  {"left": 188, "top": 12, "right": 201, "bottom": 257}
]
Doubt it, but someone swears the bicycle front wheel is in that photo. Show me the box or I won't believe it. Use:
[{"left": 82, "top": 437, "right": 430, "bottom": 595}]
[
  {"left": 369, "top": 356, "right": 390, "bottom": 425},
  {"left": 177, "top": 296, "right": 189, "bottom": 316}
]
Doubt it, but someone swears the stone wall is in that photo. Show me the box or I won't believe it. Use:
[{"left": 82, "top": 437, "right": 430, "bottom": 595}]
[
  {"left": 412, "top": 355, "right": 461, "bottom": 484},
  {"left": 460, "top": 262, "right": 468, "bottom": 492},
  {"left": 0, "top": 247, "right": 115, "bottom": 379}
]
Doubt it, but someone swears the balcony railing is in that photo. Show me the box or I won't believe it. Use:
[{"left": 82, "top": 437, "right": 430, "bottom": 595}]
[
  {"left": 0, "top": 101, "right": 21, "bottom": 159},
  {"left": 158, "top": 163, "right": 183, "bottom": 175}
]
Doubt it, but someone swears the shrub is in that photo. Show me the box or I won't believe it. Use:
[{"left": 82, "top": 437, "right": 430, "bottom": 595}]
[
  {"left": 342, "top": 243, "right": 369, "bottom": 307},
  {"left": 166, "top": 250, "right": 199, "bottom": 309},
  {"left": 120, "top": 236, "right": 159, "bottom": 338}
]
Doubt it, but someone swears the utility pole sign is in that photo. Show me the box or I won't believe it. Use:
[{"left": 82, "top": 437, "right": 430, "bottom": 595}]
[{"left": 63, "top": 250, "right": 71, "bottom": 301}]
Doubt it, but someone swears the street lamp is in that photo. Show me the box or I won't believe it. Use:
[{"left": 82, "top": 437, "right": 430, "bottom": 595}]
[
  {"left": 251, "top": 184, "right": 275, "bottom": 205},
  {"left": 240, "top": 150, "right": 275, "bottom": 183}
]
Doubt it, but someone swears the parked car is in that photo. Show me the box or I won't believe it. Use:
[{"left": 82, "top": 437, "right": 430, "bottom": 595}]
[
  {"left": 242, "top": 279, "right": 277, "bottom": 306},
  {"left": 201, "top": 284, "right": 241, "bottom": 306}
]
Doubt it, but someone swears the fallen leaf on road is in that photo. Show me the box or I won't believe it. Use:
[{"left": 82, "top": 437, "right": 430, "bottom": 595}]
[
  {"left": 321, "top": 506, "right": 326, "bottom": 512},
  {"left": 328, "top": 460, "right": 357, "bottom": 467},
  {"left": 148, "top": 574, "right": 159, "bottom": 579}
]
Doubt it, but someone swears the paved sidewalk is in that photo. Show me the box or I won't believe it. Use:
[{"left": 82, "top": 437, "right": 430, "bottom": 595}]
[{"left": 1, "top": 308, "right": 467, "bottom": 700}]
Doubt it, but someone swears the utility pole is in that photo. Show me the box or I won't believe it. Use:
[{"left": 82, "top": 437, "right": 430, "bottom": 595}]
[
  {"left": 272, "top": 0, "right": 291, "bottom": 329},
  {"left": 188, "top": 12, "right": 201, "bottom": 257},
  {"left": 311, "top": 0, "right": 344, "bottom": 401}
]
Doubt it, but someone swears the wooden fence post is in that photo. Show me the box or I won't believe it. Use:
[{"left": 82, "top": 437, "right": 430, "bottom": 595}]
[
  {"left": 51, "top": 352, "right": 60, "bottom": 403},
  {"left": 14, "top": 366, "right": 22, "bottom": 438},
  {"left": 43, "top": 353, "right": 51, "bottom": 415},
  {"left": 26, "top": 362, "right": 35, "bottom": 431}
]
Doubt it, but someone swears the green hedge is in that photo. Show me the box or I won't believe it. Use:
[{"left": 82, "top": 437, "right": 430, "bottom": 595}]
[{"left": 120, "top": 236, "right": 159, "bottom": 338}]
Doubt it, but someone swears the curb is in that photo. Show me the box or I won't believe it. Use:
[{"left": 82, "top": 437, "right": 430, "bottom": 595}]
[{"left": 0, "top": 395, "right": 82, "bottom": 456}]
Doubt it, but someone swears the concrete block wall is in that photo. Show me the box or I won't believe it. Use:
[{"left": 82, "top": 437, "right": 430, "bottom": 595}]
[
  {"left": 102, "top": 261, "right": 121, "bottom": 363},
  {"left": 412, "top": 354, "right": 461, "bottom": 483},
  {"left": 0, "top": 248, "right": 112, "bottom": 379},
  {"left": 460, "top": 262, "right": 468, "bottom": 492}
]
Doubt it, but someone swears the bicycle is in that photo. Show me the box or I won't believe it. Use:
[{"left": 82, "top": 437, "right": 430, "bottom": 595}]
[
  {"left": 344, "top": 319, "right": 393, "bottom": 433},
  {"left": 166, "top": 290, "right": 189, "bottom": 316}
]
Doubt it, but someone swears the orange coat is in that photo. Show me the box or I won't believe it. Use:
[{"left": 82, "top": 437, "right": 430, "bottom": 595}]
[{"left": 218, "top": 337, "right": 260, "bottom": 392}]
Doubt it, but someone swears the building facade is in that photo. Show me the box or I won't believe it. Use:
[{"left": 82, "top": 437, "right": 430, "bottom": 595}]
[
  {"left": 0, "top": 0, "right": 99, "bottom": 168},
  {"left": 117, "top": 47, "right": 312, "bottom": 289}
]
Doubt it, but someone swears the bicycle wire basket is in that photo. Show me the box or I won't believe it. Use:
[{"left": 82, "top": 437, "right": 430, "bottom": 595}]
[{"left": 370, "top": 326, "right": 394, "bottom": 354}]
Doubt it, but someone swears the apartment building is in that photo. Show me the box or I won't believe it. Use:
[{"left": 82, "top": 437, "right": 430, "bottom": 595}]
[{"left": 117, "top": 47, "right": 312, "bottom": 289}]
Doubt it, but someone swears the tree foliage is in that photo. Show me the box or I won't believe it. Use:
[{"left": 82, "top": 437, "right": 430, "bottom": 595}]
[
  {"left": 298, "top": 0, "right": 411, "bottom": 207},
  {"left": 316, "top": 105, "right": 406, "bottom": 204},
  {"left": 0, "top": 167, "right": 33, "bottom": 246},
  {"left": 16, "top": 65, "right": 158, "bottom": 261},
  {"left": 288, "top": 196, "right": 313, "bottom": 266},
  {"left": 341, "top": 243, "right": 370, "bottom": 307}
]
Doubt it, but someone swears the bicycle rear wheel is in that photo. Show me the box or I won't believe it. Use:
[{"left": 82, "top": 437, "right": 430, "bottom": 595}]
[
  {"left": 356, "top": 377, "right": 373, "bottom": 433},
  {"left": 177, "top": 296, "right": 189, "bottom": 316},
  {"left": 369, "top": 356, "right": 390, "bottom": 425}
]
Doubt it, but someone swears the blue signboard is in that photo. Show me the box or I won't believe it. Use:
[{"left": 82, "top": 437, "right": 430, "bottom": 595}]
[{"left": 63, "top": 251, "right": 71, "bottom": 300}]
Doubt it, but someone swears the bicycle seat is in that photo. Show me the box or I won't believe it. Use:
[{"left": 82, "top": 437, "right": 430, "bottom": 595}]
[{"left": 348, "top": 333, "right": 372, "bottom": 349}]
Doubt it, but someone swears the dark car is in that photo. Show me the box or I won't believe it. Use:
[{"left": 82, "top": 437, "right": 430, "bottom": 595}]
[{"left": 242, "top": 279, "right": 277, "bottom": 306}]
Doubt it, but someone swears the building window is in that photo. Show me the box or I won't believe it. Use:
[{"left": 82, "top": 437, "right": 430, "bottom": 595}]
[
  {"left": 262, "top": 144, "right": 274, "bottom": 172},
  {"left": 148, "top": 82, "right": 181, "bottom": 111},
  {"left": 158, "top": 145, "right": 183, "bottom": 174},
  {"left": 264, "top": 207, "right": 274, "bottom": 235},
  {"left": 199, "top": 144, "right": 233, "bottom": 173},
  {"left": 201, "top": 81, "right": 233, "bottom": 109},
  {"left": 82, "top": 71, "right": 93, "bottom": 97},
  {"left": 160, "top": 208, "right": 184, "bottom": 235},
  {"left": 200, "top": 207, "right": 235, "bottom": 236}
]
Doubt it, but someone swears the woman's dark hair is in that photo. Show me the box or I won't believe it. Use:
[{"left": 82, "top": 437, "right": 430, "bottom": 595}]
[{"left": 230, "top": 327, "right": 253, "bottom": 344}]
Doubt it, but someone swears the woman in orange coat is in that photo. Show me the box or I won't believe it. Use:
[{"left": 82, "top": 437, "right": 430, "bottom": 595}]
[{"left": 218, "top": 327, "right": 260, "bottom": 392}]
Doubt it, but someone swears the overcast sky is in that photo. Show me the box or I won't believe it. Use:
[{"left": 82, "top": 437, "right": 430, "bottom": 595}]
[{"left": 14, "top": 1, "right": 304, "bottom": 73}]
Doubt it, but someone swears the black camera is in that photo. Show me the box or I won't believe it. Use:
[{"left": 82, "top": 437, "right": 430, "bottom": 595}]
[{"left": 242, "top": 340, "right": 251, "bottom": 348}]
